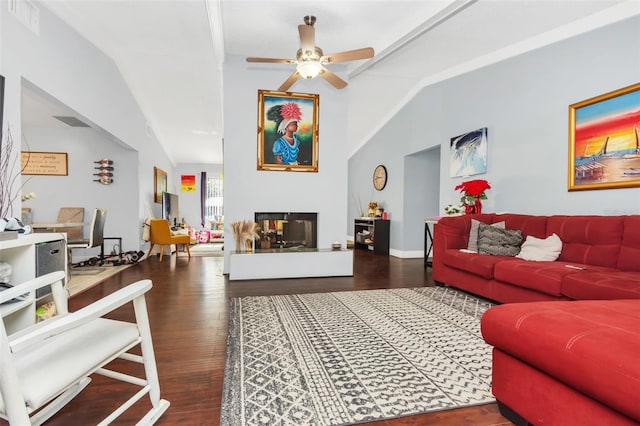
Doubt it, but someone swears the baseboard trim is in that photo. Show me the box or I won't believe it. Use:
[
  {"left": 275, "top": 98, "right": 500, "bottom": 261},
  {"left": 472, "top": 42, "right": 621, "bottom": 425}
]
[{"left": 389, "top": 249, "right": 423, "bottom": 258}]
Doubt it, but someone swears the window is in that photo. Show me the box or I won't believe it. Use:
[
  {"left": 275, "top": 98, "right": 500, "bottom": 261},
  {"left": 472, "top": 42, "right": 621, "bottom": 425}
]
[{"left": 205, "top": 176, "right": 223, "bottom": 221}]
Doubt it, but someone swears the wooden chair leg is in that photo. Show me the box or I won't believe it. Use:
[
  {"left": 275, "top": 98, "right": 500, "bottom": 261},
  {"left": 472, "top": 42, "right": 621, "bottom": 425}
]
[
  {"left": 146, "top": 244, "right": 155, "bottom": 260},
  {"left": 159, "top": 245, "right": 165, "bottom": 262},
  {"left": 185, "top": 244, "right": 191, "bottom": 258}
]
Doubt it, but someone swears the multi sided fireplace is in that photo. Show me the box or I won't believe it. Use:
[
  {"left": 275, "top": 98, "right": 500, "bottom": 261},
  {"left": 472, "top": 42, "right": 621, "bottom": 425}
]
[{"left": 255, "top": 212, "right": 317, "bottom": 249}]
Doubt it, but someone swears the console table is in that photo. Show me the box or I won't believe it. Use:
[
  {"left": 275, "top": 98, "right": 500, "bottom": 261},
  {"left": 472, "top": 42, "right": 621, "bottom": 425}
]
[{"left": 424, "top": 219, "right": 438, "bottom": 268}]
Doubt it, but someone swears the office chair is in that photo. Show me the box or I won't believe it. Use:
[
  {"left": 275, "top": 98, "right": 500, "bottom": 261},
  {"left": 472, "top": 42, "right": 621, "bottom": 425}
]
[
  {"left": 68, "top": 208, "right": 106, "bottom": 265},
  {"left": 0, "top": 271, "right": 170, "bottom": 424},
  {"left": 147, "top": 219, "right": 191, "bottom": 262}
]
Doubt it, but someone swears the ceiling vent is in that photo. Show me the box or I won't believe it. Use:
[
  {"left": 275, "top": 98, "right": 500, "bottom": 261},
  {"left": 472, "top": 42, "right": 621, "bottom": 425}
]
[
  {"left": 7, "top": 0, "right": 40, "bottom": 35},
  {"left": 53, "top": 116, "right": 91, "bottom": 128}
]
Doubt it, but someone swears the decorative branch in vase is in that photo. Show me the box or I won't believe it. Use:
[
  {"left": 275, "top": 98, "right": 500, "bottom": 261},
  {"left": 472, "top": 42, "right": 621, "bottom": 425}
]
[
  {"left": 231, "top": 220, "right": 261, "bottom": 252},
  {"left": 0, "top": 125, "right": 31, "bottom": 219}
]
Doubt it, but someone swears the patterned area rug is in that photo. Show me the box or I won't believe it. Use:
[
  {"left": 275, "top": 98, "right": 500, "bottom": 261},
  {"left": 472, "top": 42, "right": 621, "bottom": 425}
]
[
  {"left": 67, "top": 264, "right": 132, "bottom": 297},
  {"left": 221, "top": 286, "right": 496, "bottom": 425}
]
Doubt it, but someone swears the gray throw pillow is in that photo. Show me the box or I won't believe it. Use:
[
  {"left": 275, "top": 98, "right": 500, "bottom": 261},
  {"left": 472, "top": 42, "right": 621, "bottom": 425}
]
[
  {"left": 477, "top": 223, "right": 523, "bottom": 256},
  {"left": 468, "top": 219, "right": 505, "bottom": 252}
]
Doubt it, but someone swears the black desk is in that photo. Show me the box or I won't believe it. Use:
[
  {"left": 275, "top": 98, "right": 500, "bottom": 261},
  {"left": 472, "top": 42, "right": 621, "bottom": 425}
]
[{"left": 424, "top": 219, "right": 438, "bottom": 268}]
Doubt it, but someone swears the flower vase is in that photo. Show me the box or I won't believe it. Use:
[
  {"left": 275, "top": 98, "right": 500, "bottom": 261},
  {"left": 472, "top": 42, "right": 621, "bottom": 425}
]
[
  {"left": 464, "top": 203, "right": 471, "bottom": 215},
  {"left": 465, "top": 199, "right": 482, "bottom": 215},
  {"left": 474, "top": 198, "right": 482, "bottom": 214}
]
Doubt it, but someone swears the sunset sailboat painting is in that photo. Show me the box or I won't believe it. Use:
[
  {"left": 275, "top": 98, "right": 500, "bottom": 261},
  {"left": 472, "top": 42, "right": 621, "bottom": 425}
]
[{"left": 569, "top": 83, "right": 640, "bottom": 191}]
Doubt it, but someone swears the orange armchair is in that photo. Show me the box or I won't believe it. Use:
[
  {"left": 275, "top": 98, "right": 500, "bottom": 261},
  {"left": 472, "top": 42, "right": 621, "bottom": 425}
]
[{"left": 147, "top": 219, "right": 191, "bottom": 262}]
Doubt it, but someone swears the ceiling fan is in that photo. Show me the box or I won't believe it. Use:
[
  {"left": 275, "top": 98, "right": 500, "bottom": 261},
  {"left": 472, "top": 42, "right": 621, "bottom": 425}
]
[{"left": 246, "top": 15, "right": 374, "bottom": 92}]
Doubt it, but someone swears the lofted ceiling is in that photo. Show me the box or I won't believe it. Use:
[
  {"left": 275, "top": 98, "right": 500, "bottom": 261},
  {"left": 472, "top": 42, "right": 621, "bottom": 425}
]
[{"left": 23, "top": 0, "right": 633, "bottom": 165}]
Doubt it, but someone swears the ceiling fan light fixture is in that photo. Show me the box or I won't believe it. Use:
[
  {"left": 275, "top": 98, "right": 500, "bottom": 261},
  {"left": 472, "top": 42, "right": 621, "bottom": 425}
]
[{"left": 296, "top": 61, "right": 322, "bottom": 79}]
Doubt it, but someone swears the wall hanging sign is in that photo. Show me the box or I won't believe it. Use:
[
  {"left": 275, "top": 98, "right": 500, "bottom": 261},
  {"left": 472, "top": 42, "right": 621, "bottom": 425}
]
[
  {"left": 154, "top": 166, "right": 167, "bottom": 203},
  {"left": 450, "top": 128, "right": 488, "bottom": 178},
  {"left": 21, "top": 151, "right": 68, "bottom": 176},
  {"left": 181, "top": 175, "right": 196, "bottom": 192},
  {"left": 257, "top": 90, "right": 319, "bottom": 172},
  {"left": 93, "top": 158, "right": 114, "bottom": 184},
  {"left": 568, "top": 82, "right": 640, "bottom": 191}
]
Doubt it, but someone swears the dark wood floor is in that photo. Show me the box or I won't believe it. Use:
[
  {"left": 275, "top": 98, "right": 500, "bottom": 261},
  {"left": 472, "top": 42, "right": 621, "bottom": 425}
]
[{"left": 37, "top": 249, "right": 512, "bottom": 425}]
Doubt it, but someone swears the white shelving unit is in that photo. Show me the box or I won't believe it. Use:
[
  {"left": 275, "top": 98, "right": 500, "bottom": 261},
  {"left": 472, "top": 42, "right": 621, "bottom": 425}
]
[{"left": 0, "top": 233, "right": 67, "bottom": 334}]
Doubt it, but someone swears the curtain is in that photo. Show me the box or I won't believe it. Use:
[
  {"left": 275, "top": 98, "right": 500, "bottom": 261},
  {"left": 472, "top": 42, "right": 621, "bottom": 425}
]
[{"left": 200, "top": 171, "right": 207, "bottom": 227}]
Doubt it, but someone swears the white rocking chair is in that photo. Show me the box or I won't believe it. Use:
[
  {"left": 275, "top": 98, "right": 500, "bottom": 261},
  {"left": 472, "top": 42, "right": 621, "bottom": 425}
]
[{"left": 0, "top": 271, "right": 169, "bottom": 425}]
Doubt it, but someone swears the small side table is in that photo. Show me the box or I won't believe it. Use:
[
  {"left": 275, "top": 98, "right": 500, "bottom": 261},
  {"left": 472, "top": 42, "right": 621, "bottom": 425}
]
[
  {"left": 103, "top": 237, "right": 123, "bottom": 261},
  {"left": 424, "top": 219, "right": 438, "bottom": 268}
]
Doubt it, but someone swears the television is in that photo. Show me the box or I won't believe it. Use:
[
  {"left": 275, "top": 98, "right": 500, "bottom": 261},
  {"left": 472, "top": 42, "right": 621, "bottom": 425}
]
[{"left": 162, "top": 192, "right": 179, "bottom": 227}]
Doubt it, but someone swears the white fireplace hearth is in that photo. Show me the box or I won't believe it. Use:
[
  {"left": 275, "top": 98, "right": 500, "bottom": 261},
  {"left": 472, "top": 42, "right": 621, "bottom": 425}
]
[{"left": 229, "top": 248, "right": 353, "bottom": 280}]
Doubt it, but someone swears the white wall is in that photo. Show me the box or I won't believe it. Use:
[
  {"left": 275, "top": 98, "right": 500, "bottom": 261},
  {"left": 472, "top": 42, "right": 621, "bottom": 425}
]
[
  {"left": 223, "top": 55, "right": 349, "bottom": 273},
  {"left": 0, "top": 3, "right": 175, "bottom": 252},
  {"left": 22, "top": 126, "right": 138, "bottom": 256},
  {"left": 346, "top": 3, "right": 640, "bottom": 159},
  {"left": 348, "top": 16, "right": 640, "bottom": 257}
]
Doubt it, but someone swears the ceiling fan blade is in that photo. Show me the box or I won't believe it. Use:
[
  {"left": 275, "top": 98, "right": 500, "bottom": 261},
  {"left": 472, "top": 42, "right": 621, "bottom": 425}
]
[
  {"left": 278, "top": 71, "right": 301, "bottom": 92},
  {"left": 319, "top": 66, "right": 347, "bottom": 89},
  {"left": 298, "top": 24, "right": 315, "bottom": 54},
  {"left": 322, "top": 47, "right": 374, "bottom": 64},
  {"left": 246, "top": 57, "right": 294, "bottom": 64}
]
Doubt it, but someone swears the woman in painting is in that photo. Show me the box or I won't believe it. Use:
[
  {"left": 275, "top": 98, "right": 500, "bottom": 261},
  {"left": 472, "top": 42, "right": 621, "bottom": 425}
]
[{"left": 269, "top": 102, "right": 303, "bottom": 165}]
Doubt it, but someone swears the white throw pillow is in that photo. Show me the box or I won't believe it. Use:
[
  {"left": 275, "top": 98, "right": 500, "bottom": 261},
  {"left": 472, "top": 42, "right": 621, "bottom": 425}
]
[
  {"left": 468, "top": 219, "right": 505, "bottom": 252},
  {"left": 516, "top": 233, "right": 563, "bottom": 261}
]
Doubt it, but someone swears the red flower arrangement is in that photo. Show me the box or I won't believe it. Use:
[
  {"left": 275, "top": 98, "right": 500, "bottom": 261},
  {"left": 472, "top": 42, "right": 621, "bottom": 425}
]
[{"left": 455, "top": 179, "right": 491, "bottom": 205}]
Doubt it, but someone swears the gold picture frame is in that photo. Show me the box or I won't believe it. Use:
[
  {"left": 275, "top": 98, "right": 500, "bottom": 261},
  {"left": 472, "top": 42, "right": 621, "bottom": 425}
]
[
  {"left": 568, "top": 82, "right": 640, "bottom": 191},
  {"left": 154, "top": 167, "right": 167, "bottom": 203},
  {"left": 257, "top": 90, "right": 319, "bottom": 172}
]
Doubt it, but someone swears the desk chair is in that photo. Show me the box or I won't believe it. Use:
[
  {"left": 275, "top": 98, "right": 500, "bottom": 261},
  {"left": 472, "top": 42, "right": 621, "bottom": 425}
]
[
  {"left": 55, "top": 207, "right": 84, "bottom": 241},
  {"left": 0, "top": 271, "right": 170, "bottom": 424},
  {"left": 68, "top": 208, "right": 106, "bottom": 265},
  {"left": 147, "top": 219, "right": 191, "bottom": 262}
]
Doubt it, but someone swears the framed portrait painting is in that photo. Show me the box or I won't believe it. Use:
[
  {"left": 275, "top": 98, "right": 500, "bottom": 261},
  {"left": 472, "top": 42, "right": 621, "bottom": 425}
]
[
  {"left": 257, "top": 90, "right": 319, "bottom": 172},
  {"left": 154, "top": 166, "right": 167, "bottom": 203},
  {"left": 569, "top": 83, "right": 640, "bottom": 191}
]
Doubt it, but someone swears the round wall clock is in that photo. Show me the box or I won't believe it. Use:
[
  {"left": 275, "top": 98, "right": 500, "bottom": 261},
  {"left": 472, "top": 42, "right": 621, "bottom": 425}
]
[{"left": 373, "top": 165, "right": 387, "bottom": 191}]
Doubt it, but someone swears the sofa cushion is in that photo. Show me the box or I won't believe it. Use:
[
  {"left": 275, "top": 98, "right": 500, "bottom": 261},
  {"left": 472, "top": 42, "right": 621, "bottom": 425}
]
[
  {"left": 618, "top": 215, "right": 640, "bottom": 272},
  {"left": 494, "top": 260, "right": 577, "bottom": 296},
  {"left": 481, "top": 300, "right": 640, "bottom": 422},
  {"left": 477, "top": 224, "right": 522, "bottom": 256},
  {"left": 563, "top": 271, "right": 640, "bottom": 300},
  {"left": 547, "top": 216, "right": 624, "bottom": 268},
  {"left": 516, "top": 233, "right": 562, "bottom": 261},
  {"left": 492, "top": 214, "right": 548, "bottom": 239},
  {"left": 442, "top": 249, "right": 507, "bottom": 279},
  {"left": 467, "top": 219, "right": 505, "bottom": 252}
]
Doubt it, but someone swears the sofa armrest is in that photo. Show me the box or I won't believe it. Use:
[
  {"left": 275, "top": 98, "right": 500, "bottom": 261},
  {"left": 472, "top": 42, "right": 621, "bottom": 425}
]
[
  {"left": 434, "top": 216, "right": 471, "bottom": 250},
  {"left": 433, "top": 216, "right": 472, "bottom": 280}
]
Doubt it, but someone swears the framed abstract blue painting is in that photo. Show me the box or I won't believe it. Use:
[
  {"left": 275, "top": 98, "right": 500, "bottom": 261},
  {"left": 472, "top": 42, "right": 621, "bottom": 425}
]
[{"left": 450, "top": 128, "right": 488, "bottom": 178}]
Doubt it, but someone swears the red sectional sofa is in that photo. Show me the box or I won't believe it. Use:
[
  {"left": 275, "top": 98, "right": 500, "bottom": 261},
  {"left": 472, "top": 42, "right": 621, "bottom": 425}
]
[
  {"left": 481, "top": 300, "right": 640, "bottom": 425},
  {"left": 433, "top": 213, "right": 640, "bottom": 425},
  {"left": 432, "top": 213, "right": 640, "bottom": 303}
]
